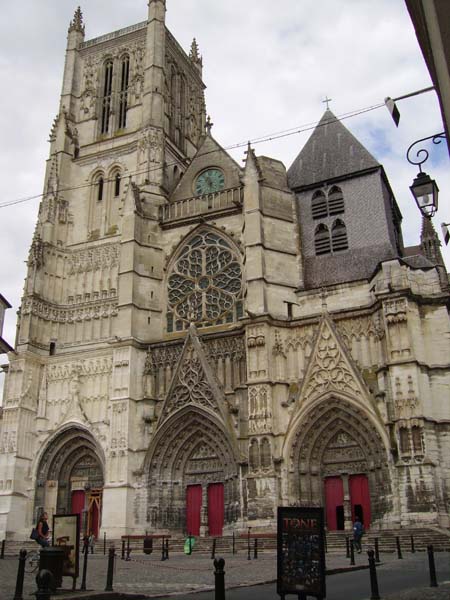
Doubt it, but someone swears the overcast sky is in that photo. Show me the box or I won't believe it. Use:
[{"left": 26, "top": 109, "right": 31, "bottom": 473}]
[{"left": 0, "top": 1, "right": 449, "bottom": 396}]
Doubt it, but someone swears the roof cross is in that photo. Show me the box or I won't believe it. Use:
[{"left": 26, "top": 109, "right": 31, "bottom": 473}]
[{"left": 322, "top": 96, "right": 332, "bottom": 110}]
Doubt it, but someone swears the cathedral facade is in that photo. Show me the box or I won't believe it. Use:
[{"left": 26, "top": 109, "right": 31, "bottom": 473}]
[{"left": 1, "top": 2, "right": 450, "bottom": 540}]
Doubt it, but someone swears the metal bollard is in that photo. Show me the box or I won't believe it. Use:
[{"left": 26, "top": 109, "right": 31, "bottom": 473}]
[
  {"left": 214, "top": 557, "right": 225, "bottom": 600},
  {"left": 35, "top": 569, "right": 54, "bottom": 600},
  {"left": 350, "top": 539, "right": 355, "bottom": 566},
  {"left": 165, "top": 537, "right": 169, "bottom": 560},
  {"left": 13, "top": 549, "right": 27, "bottom": 600},
  {"left": 121, "top": 539, "right": 125, "bottom": 560},
  {"left": 105, "top": 547, "right": 115, "bottom": 592},
  {"left": 324, "top": 531, "right": 327, "bottom": 554},
  {"left": 232, "top": 531, "right": 235, "bottom": 555},
  {"left": 374, "top": 538, "right": 380, "bottom": 564},
  {"left": 0, "top": 539, "right": 5, "bottom": 559},
  {"left": 211, "top": 538, "right": 216, "bottom": 559},
  {"left": 396, "top": 536, "right": 403, "bottom": 559},
  {"left": 345, "top": 536, "right": 350, "bottom": 559},
  {"left": 80, "top": 538, "right": 89, "bottom": 591},
  {"left": 103, "top": 531, "right": 106, "bottom": 556},
  {"left": 247, "top": 527, "right": 251, "bottom": 561},
  {"left": 126, "top": 536, "right": 131, "bottom": 561},
  {"left": 427, "top": 545, "right": 438, "bottom": 587},
  {"left": 410, "top": 535, "right": 415, "bottom": 553},
  {"left": 254, "top": 538, "right": 258, "bottom": 559},
  {"left": 367, "top": 549, "right": 380, "bottom": 600},
  {"left": 161, "top": 536, "right": 166, "bottom": 561}
]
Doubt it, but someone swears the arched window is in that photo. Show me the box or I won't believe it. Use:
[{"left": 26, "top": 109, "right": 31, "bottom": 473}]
[
  {"left": 114, "top": 173, "right": 121, "bottom": 197},
  {"left": 97, "top": 176, "right": 104, "bottom": 201},
  {"left": 311, "top": 190, "right": 327, "bottom": 219},
  {"left": 412, "top": 426, "right": 423, "bottom": 454},
  {"left": 166, "top": 229, "right": 243, "bottom": 331},
  {"left": 118, "top": 55, "right": 130, "bottom": 130},
  {"left": 399, "top": 428, "right": 410, "bottom": 454},
  {"left": 101, "top": 60, "right": 113, "bottom": 134},
  {"left": 331, "top": 219, "right": 348, "bottom": 252},
  {"left": 314, "top": 224, "right": 331, "bottom": 255},
  {"left": 328, "top": 186, "right": 344, "bottom": 215},
  {"left": 249, "top": 439, "right": 259, "bottom": 471},
  {"left": 260, "top": 438, "right": 271, "bottom": 470}
]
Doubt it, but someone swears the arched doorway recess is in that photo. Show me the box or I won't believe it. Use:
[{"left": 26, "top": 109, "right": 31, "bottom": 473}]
[
  {"left": 34, "top": 427, "right": 104, "bottom": 536},
  {"left": 288, "top": 398, "right": 391, "bottom": 530},
  {"left": 145, "top": 407, "right": 240, "bottom": 536}
]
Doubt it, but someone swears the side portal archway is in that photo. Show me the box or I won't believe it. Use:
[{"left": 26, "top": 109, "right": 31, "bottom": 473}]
[
  {"left": 287, "top": 398, "right": 392, "bottom": 530},
  {"left": 34, "top": 427, "right": 104, "bottom": 536},
  {"left": 145, "top": 407, "right": 240, "bottom": 535}
]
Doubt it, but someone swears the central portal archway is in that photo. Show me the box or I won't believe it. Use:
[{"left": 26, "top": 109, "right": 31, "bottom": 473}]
[
  {"left": 288, "top": 398, "right": 391, "bottom": 530},
  {"left": 145, "top": 407, "right": 239, "bottom": 535}
]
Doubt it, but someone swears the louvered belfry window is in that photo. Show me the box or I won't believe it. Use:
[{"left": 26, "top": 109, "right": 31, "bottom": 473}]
[
  {"left": 331, "top": 219, "right": 348, "bottom": 252},
  {"left": 328, "top": 186, "right": 345, "bottom": 215},
  {"left": 314, "top": 224, "right": 331, "bottom": 255},
  {"left": 311, "top": 190, "right": 328, "bottom": 219}
]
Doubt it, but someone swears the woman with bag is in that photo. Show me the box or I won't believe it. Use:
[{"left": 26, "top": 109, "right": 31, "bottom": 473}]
[{"left": 35, "top": 512, "right": 50, "bottom": 547}]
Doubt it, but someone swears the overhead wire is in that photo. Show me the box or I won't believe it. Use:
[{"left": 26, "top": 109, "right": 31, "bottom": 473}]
[{"left": 0, "top": 101, "right": 385, "bottom": 210}]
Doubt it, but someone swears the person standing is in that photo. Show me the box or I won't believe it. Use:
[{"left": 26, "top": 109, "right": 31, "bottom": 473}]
[
  {"left": 36, "top": 512, "right": 50, "bottom": 547},
  {"left": 88, "top": 531, "right": 95, "bottom": 554},
  {"left": 353, "top": 515, "right": 363, "bottom": 553}
]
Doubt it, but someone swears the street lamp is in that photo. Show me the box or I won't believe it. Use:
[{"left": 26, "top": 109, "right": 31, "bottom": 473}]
[
  {"left": 406, "top": 132, "right": 446, "bottom": 218},
  {"left": 410, "top": 171, "right": 439, "bottom": 218}
]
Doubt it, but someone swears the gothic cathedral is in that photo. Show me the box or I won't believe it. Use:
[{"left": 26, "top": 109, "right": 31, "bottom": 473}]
[{"left": 1, "top": 2, "right": 450, "bottom": 540}]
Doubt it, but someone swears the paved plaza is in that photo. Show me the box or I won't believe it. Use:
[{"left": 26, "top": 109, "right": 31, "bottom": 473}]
[{"left": 1, "top": 547, "right": 450, "bottom": 599}]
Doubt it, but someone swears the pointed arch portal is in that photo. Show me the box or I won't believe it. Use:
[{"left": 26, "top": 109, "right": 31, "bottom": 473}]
[
  {"left": 34, "top": 427, "right": 104, "bottom": 537},
  {"left": 288, "top": 398, "right": 391, "bottom": 530},
  {"left": 145, "top": 407, "right": 239, "bottom": 535}
]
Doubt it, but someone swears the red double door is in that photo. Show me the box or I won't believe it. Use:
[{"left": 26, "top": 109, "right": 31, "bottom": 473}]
[
  {"left": 325, "top": 474, "right": 371, "bottom": 530},
  {"left": 186, "top": 483, "right": 224, "bottom": 536}
]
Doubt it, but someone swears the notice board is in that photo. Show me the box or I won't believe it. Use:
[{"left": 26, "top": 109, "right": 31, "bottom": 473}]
[{"left": 277, "top": 506, "right": 326, "bottom": 599}]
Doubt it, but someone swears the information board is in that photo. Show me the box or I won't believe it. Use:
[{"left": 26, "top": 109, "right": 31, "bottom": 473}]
[
  {"left": 277, "top": 507, "right": 326, "bottom": 599},
  {"left": 52, "top": 513, "right": 80, "bottom": 579}
]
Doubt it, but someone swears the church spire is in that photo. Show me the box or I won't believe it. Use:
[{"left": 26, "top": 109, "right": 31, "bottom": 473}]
[
  {"left": 420, "top": 216, "right": 448, "bottom": 290},
  {"left": 68, "top": 6, "right": 85, "bottom": 35}
]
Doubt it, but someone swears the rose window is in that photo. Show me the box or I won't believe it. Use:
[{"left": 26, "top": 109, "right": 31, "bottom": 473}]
[{"left": 167, "top": 231, "right": 243, "bottom": 331}]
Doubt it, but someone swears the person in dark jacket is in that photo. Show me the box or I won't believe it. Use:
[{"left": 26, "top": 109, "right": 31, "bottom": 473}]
[
  {"left": 36, "top": 512, "right": 50, "bottom": 547},
  {"left": 353, "top": 516, "right": 363, "bottom": 553}
]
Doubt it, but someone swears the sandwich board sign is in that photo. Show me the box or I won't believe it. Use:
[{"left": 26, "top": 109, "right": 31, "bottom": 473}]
[{"left": 277, "top": 507, "right": 326, "bottom": 599}]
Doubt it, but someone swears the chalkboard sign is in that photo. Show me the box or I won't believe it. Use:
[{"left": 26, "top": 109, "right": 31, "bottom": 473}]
[{"left": 277, "top": 507, "right": 326, "bottom": 599}]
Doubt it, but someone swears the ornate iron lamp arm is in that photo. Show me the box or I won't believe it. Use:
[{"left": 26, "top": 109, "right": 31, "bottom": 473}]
[{"left": 406, "top": 132, "right": 446, "bottom": 172}]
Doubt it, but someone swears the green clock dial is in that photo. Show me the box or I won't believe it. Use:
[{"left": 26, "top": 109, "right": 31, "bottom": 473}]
[{"left": 195, "top": 169, "right": 225, "bottom": 195}]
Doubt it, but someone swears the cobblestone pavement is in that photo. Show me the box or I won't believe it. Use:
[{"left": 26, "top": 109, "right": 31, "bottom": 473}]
[{"left": 0, "top": 549, "right": 448, "bottom": 599}]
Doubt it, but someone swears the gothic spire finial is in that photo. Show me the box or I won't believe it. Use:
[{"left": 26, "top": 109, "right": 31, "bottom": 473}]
[
  {"left": 69, "top": 6, "right": 85, "bottom": 35},
  {"left": 189, "top": 38, "right": 203, "bottom": 67}
]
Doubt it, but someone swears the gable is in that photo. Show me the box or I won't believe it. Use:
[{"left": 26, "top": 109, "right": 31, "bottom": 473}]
[
  {"left": 156, "top": 324, "right": 230, "bottom": 427},
  {"left": 296, "top": 313, "right": 376, "bottom": 413},
  {"left": 170, "top": 134, "right": 243, "bottom": 202}
]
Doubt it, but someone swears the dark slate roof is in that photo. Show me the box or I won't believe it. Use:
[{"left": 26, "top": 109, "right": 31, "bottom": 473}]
[{"left": 287, "top": 110, "right": 380, "bottom": 189}]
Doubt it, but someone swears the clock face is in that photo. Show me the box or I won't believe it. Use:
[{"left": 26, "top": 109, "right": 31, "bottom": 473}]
[{"left": 195, "top": 169, "right": 225, "bottom": 195}]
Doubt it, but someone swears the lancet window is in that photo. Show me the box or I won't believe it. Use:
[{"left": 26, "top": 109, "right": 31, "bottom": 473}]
[
  {"left": 166, "top": 230, "right": 243, "bottom": 332},
  {"left": 99, "top": 55, "right": 131, "bottom": 136}
]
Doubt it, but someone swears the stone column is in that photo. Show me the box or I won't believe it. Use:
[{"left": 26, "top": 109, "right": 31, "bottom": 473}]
[
  {"left": 200, "top": 484, "right": 208, "bottom": 537},
  {"left": 341, "top": 474, "right": 352, "bottom": 532}
]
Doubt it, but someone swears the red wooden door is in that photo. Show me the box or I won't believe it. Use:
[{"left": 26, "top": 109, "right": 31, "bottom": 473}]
[
  {"left": 208, "top": 483, "right": 224, "bottom": 537},
  {"left": 349, "top": 474, "right": 371, "bottom": 528},
  {"left": 324, "top": 476, "right": 344, "bottom": 530},
  {"left": 186, "top": 485, "right": 202, "bottom": 536},
  {"left": 71, "top": 490, "right": 86, "bottom": 530}
]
